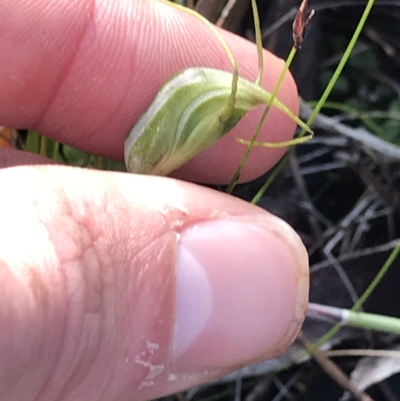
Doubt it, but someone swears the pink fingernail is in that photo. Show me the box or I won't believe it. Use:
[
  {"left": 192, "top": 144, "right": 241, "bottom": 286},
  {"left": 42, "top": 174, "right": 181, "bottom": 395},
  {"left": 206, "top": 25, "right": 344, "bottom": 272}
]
[{"left": 173, "top": 217, "right": 308, "bottom": 372}]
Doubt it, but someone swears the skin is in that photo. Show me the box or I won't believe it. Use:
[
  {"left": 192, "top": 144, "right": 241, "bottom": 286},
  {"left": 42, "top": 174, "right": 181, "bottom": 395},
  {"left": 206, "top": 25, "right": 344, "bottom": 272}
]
[{"left": 0, "top": 1, "right": 309, "bottom": 401}]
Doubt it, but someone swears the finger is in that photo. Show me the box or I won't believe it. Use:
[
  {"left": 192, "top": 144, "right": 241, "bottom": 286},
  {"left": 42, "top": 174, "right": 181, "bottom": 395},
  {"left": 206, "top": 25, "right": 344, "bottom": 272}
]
[
  {"left": 0, "top": 0, "right": 298, "bottom": 183},
  {"left": 0, "top": 165, "right": 309, "bottom": 401},
  {"left": 0, "top": 148, "right": 56, "bottom": 168}
]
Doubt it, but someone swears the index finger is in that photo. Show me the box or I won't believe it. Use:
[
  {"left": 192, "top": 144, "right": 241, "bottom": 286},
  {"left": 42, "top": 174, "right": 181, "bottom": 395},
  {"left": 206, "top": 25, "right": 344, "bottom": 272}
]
[{"left": 0, "top": 0, "right": 299, "bottom": 183}]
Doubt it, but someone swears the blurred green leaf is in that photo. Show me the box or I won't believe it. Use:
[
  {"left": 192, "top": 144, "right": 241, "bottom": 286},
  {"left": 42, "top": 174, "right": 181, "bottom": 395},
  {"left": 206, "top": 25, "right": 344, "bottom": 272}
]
[{"left": 349, "top": 44, "right": 379, "bottom": 70}]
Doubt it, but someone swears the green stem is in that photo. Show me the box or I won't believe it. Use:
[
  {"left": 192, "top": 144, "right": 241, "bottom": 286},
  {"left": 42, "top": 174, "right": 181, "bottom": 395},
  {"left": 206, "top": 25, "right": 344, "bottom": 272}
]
[
  {"left": 347, "top": 310, "right": 400, "bottom": 334},
  {"left": 300, "top": 241, "right": 400, "bottom": 358},
  {"left": 251, "top": 0, "right": 377, "bottom": 204},
  {"left": 227, "top": 47, "right": 297, "bottom": 194}
]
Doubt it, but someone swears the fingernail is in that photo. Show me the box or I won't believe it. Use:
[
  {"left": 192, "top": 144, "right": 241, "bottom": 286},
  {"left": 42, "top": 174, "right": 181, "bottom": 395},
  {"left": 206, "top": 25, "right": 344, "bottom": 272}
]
[{"left": 173, "top": 217, "right": 308, "bottom": 372}]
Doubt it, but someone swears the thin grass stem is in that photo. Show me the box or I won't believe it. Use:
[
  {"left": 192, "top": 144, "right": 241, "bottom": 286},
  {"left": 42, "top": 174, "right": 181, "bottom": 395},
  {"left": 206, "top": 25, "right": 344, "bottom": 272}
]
[{"left": 251, "top": 0, "right": 377, "bottom": 204}]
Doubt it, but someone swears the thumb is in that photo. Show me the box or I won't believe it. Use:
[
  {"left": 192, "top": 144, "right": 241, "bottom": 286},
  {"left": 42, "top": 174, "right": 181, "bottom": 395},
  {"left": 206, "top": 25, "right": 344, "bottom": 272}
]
[{"left": 0, "top": 165, "right": 308, "bottom": 401}]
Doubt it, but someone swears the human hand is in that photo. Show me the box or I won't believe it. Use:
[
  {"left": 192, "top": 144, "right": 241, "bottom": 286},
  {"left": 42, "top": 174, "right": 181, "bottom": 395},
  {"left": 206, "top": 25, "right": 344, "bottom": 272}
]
[{"left": 0, "top": 1, "right": 309, "bottom": 401}]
